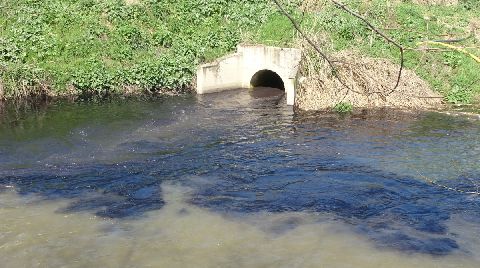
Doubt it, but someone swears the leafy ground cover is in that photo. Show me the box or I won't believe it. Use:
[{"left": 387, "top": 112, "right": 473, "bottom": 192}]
[
  {"left": 0, "top": 0, "right": 478, "bottom": 104},
  {"left": 0, "top": 0, "right": 295, "bottom": 99}
]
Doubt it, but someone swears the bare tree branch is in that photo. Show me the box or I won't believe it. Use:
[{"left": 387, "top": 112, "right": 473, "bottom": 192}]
[
  {"left": 331, "top": 0, "right": 405, "bottom": 93},
  {"left": 273, "top": 0, "right": 449, "bottom": 101},
  {"left": 271, "top": 0, "right": 358, "bottom": 95},
  {"left": 431, "top": 32, "right": 474, "bottom": 44},
  {"left": 272, "top": 0, "right": 408, "bottom": 99}
]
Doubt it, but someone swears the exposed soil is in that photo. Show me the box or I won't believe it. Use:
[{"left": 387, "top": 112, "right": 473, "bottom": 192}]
[{"left": 295, "top": 50, "right": 444, "bottom": 111}]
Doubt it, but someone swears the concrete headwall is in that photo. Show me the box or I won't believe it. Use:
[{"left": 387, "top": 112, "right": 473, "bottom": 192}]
[{"left": 196, "top": 44, "right": 302, "bottom": 105}]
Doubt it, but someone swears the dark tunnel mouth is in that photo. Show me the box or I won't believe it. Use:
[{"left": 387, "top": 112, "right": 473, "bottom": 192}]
[{"left": 250, "top": 70, "right": 285, "bottom": 91}]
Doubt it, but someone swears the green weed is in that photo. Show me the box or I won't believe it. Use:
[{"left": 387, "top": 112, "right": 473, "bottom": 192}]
[{"left": 333, "top": 102, "right": 353, "bottom": 113}]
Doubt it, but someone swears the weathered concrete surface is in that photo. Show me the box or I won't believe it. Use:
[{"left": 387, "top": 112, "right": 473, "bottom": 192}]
[{"left": 196, "top": 44, "right": 302, "bottom": 105}]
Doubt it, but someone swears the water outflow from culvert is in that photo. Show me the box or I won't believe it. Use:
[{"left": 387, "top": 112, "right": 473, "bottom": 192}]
[
  {"left": 250, "top": 69, "right": 285, "bottom": 90},
  {"left": 1, "top": 90, "right": 480, "bottom": 267},
  {"left": 249, "top": 70, "right": 286, "bottom": 100},
  {"left": 196, "top": 44, "right": 301, "bottom": 105}
]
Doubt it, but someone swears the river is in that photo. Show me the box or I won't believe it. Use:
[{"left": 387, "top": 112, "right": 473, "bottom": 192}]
[{"left": 1, "top": 89, "right": 479, "bottom": 267}]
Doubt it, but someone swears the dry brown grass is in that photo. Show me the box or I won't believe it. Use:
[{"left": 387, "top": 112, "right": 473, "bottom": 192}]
[
  {"left": 301, "top": 0, "right": 458, "bottom": 12},
  {"left": 295, "top": 49, "right": 444, "bottom": 111},
  {"left": 471, "top": 18, "right": 480, "bottom": 42},
  {"left": 411, "top": 0, "right": 458, "bottom": 5},
  {"left": 124, "top": 0, "right": 140, "bottom": 6}
]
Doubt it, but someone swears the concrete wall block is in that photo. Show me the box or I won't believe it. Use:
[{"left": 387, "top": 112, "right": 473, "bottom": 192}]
[{"left": 197, "top": 44, "right": 302, "bottom": 105}]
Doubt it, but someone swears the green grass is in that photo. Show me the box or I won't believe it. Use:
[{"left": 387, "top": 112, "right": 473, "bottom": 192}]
[
  {"left": 249, "top": 13, "right": 297, "bottom": 47},
  {"left": 0, "top": 0, "right": 295, "bottom": 99},
  {"left": 299, "top": 0, "right": 479, "bottom": 104},
  {"left": 1, "top": 0, "right": 478, "bottom": 104},
  {"left": 333, "top": 102, "right": 353, "bottom": 113}
]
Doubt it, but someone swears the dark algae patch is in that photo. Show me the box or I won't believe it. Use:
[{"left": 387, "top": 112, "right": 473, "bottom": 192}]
[{"left": 2, "top": 158, "right": 473, "bottom": 254}]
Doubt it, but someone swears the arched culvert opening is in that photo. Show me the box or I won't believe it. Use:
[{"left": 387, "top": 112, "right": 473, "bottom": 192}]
[{"left": 250, "top": 70, "right": 285, "bottom": 91}]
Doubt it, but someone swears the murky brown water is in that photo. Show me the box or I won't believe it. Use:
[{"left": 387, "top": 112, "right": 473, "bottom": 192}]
[
  {"left": 2, "top": 184, "right": 480, "bottom": 268},
  {"left": 1, "top": 89, "right": 479, "bottom": 267}
]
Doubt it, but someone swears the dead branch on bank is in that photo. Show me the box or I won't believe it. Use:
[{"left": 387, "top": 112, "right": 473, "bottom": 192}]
[
  {"left": 331, "top": 0, "right": 405, "bottom": 94},
  {"left": 271, "top": 0, "right": 354, "bottom": 93},
  {"left": 272, "top": 0, "right": 406, "bottom": 97},
  {"left": 297, "top": 49, "right": 443, "bottom": 110}
]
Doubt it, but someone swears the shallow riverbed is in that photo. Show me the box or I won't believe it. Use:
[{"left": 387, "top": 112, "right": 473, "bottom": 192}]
[{"left": 1, "top": 89, "right": 479, "bottom": 267}]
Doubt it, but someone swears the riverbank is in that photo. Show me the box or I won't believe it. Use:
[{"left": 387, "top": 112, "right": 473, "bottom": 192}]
[
  {"left": 1, "top": 0, "right": 479, "bottom": 108},
  {"left": 0, "top": 0, "right": 295, "bottom": 100},
  {"left": 297, "top": 0, "right": 479, "bottom": 108}
]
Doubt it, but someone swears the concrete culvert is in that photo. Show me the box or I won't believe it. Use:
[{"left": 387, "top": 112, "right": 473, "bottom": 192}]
[
  {"left": 196, "top": 45, "right": 302, "bottom": 105},
  {"left": 250, "top": 70, "right": 285, "bottom": 90}
]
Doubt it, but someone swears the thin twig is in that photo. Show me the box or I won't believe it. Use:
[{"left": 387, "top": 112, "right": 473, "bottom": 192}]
[
  {"left": 406, "top": 47, "right": 480, "bottom": 52},
  {"left": 431, "top": 33, "right": 474, "bottom": 44},
  {"left": 418, "top": 41, "right": 480, "bottom": 63},
  {"left": 331, "top": 0, "right": 405, "bottom": 94},
  {"left": 273, "top": 0, "right": 395, "bottom": 101},
  {"left": 271, "top": 0, "right": 357, "bottom": 95}
]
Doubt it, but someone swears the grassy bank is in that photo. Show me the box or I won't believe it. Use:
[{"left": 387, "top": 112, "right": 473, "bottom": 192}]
[
  {"left": 1, "top": 0, "right": 479, "bottom": 104},
  {"left": 0, "top": 0, "right": 297, "bottom": 100},
  {"left": 297, "top": 0, "right": 480, "bottom": 104},
  {"left": 262, "top": 0, "right": 479, "bottom": 105}
]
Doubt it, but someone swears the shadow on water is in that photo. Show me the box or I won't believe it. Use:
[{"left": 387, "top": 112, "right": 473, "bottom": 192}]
[{"left": 1, "top": 89, "right": 479, "bottom": 256}]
